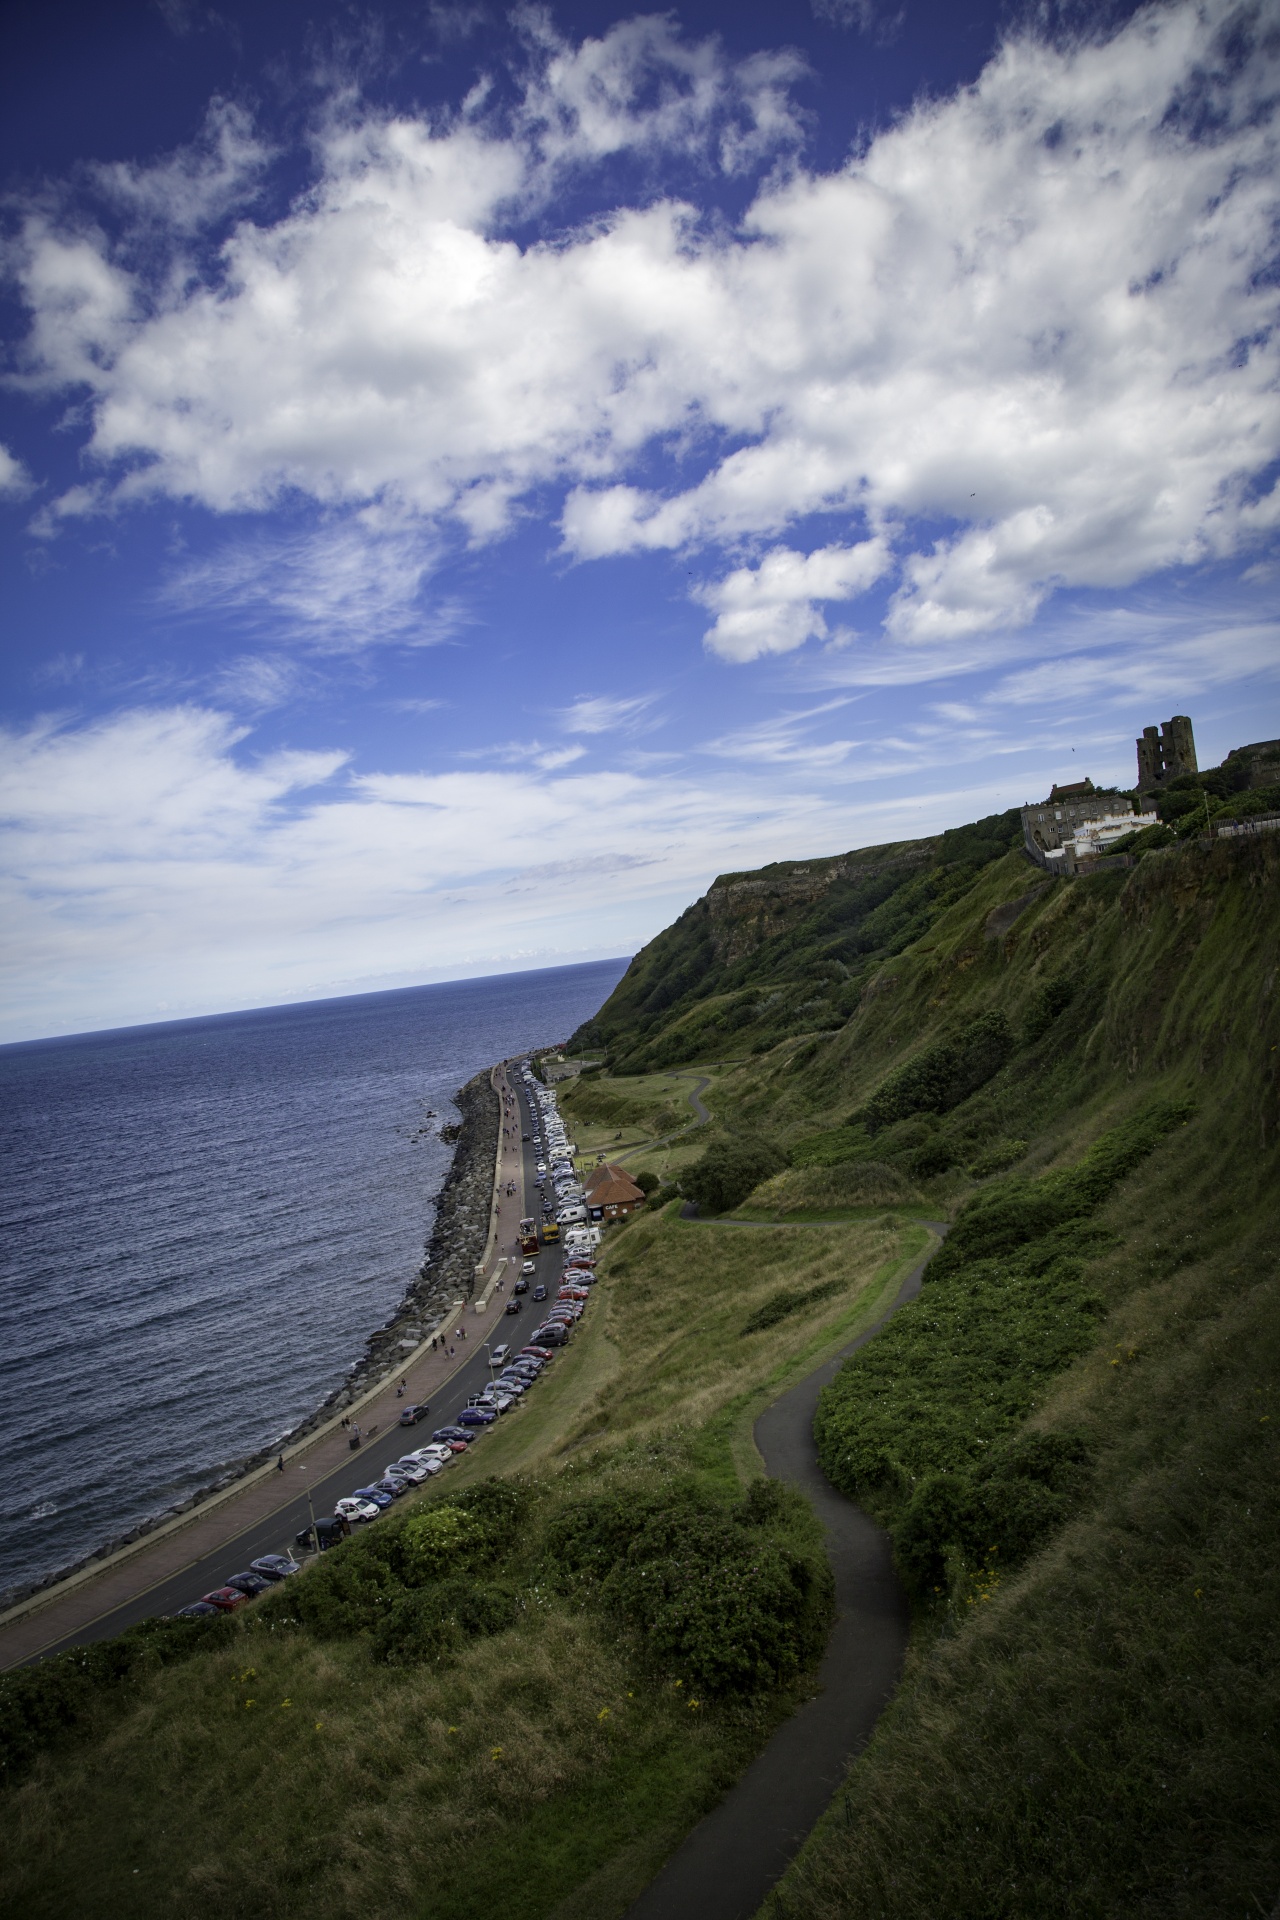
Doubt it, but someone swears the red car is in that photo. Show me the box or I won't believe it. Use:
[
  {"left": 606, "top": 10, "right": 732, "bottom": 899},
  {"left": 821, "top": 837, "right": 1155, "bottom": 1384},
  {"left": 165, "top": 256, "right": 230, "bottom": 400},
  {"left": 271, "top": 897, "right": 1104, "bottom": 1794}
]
[
  {"left": 521, "top": 1344, "right": 555, "bottom": 1361},
  {"left": 201, "top": 1586, "right": 248, "bottom": 1612}
]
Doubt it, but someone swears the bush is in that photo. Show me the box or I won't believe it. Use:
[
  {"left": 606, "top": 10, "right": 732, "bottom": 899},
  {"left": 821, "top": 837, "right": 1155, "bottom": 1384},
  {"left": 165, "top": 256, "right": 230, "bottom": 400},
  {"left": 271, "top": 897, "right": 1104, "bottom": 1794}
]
[
  {"left": 543, "top": 1481, "right": 833, "bottom": 1694},
  {"left": 683, "top": 1135, "right": 789, "bottom": 1215},
  {"left": 369, "top": 1576, "right": 519, "bottom": 1665},
  {"left": 859, "top": 1012, "right": 1013, "bottom": 1133},
  {"left": 633, "top": 1168, "right": 661, "bottom": 1195}
]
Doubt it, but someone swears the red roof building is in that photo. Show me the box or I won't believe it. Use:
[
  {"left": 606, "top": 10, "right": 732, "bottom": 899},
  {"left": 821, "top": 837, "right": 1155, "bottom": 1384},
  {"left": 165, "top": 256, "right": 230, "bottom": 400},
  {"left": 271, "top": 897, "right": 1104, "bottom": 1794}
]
[{"left": 584, "top": 1163, "right": 646, "bottom": 1220}]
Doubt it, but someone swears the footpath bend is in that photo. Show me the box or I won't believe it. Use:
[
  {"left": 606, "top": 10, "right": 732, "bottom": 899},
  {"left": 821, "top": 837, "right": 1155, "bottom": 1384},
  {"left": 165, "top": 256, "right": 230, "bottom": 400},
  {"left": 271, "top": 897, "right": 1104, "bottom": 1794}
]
[{"left": 626, "top": 1222, "right": 947, "bottom": 1920}]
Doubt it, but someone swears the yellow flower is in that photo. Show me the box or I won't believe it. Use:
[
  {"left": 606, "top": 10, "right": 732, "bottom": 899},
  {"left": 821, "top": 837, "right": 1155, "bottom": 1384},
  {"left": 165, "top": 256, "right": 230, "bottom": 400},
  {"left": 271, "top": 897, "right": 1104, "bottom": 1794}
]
[
  {"left": 244, "top": 1699, "right": 255, "bottom": 1709},
  {"left": 280, "top": 1699, "right": 292, "bottom": 1709},
  {"left": 314, "top": 1722, "right": 324, "bottom": 1732},
  {"left": 597, "top": 1707, "right": 611, "bottom": 1722},
  {"left": 448, "top": 1726, "right": 459, "bottom": 1734},
  {"left": 688, "top": 1699, "right": 701, "bottom": 1710},
  {"left": 490, "top": 1745, "right": 504, "bottom": 1761}
]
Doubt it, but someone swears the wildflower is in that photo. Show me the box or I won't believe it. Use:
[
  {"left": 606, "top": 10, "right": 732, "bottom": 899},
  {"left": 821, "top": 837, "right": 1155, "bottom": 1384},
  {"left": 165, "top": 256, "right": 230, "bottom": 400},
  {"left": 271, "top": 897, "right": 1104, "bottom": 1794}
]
[
  {"left": 244, "top": 1699, "right": 255, "bottom": 1709},
  {"left": 490, "top": 1745, "right": 504, "bottom": 1761},
  {"left": 689, "top": 1699, "right": 701, "bottom": 1710},
  {"left": 597, "top": 1707, "right": 610, "bottom": 1722},
  {"left": 280, "top": 1699, "right": 292, "bottom": 1709},
  {"left": 314, "top": 1722, "right": 324, "bottom": 1732}
]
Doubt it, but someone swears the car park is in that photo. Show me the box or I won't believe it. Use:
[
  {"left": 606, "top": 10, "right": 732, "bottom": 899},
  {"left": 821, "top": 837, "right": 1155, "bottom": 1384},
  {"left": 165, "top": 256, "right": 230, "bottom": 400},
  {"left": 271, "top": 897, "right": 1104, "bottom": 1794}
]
[
  {"left": 225, "top": 1571, "right": 273, "bottom": 1598},
  {"left": 336, "top": 1495, "right": 382, "bottom": 1523},
  {"left": 251, "top": 1554, "right": 301, "bottom": 1581},
  {"left": 201, "top": 1586, "right": 247, "bottom": 1612}
]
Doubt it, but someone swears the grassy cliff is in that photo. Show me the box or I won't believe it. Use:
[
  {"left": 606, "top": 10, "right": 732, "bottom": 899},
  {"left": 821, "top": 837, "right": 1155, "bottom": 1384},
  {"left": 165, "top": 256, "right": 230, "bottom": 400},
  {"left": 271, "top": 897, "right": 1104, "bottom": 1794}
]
[
  {"left": 575, "top": 826, "right": 1280, "bottom": 1919},
  {"left": 6, "top": 816, "right": 1279, "bottom": 1920}
]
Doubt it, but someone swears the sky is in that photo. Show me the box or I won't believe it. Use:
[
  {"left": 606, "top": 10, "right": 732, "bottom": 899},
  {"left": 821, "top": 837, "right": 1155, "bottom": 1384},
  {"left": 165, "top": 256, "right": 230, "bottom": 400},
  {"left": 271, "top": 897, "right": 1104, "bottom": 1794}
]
[{"left": 1, "top": 0, "right": 1278, "bottom": 1042}]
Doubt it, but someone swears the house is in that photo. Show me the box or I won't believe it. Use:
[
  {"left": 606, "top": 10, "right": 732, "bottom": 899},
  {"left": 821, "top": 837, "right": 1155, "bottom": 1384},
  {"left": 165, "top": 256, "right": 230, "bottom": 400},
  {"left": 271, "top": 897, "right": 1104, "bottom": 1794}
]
[{"left": 584, "top": 1163, "right": 646, "bottom": 1221}]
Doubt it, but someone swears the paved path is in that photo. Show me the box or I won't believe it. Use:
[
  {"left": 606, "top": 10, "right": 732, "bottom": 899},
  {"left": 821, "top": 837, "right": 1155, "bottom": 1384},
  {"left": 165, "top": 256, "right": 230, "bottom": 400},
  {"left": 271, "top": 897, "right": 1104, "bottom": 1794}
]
[
  {"left": 0, "top": 1062, "right": 533, "bottom": 1671},
  {"left": 625, "top": 1222, "right": 947, "bottom": 1920},
  {"left": 610, "top": 1072, "right": 713, "bottom": 1167}
]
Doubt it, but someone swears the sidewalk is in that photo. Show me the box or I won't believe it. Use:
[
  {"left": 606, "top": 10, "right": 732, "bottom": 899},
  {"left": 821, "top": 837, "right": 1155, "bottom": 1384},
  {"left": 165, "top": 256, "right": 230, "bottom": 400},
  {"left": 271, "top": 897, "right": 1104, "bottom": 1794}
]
[{"left": 0, "top": 1061, "right": 528, "bottom": 1671}]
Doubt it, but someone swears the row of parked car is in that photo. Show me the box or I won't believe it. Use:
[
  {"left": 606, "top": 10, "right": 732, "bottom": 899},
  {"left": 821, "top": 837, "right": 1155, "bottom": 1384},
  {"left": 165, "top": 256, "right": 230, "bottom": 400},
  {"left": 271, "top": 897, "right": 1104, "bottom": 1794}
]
[
  {"left": 171, "top": 1069, "right": 596, "bottom": 1614},
  {"left": 527, "top": 1075, "right": 589, "bottom": 1225}
]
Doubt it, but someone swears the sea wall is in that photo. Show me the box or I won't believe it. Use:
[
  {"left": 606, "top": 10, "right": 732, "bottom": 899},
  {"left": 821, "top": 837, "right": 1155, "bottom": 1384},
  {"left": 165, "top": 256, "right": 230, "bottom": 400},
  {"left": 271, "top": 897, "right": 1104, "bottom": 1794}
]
[{"left": 0, "top": 1066, "right": 502, "bottom": 1614}]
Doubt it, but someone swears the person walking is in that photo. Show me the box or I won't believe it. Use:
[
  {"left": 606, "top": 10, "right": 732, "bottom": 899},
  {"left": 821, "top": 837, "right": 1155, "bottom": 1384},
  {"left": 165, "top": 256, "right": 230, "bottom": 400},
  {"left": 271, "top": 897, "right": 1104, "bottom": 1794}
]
[{"left": 276, "top": 1454, "right": 285, "bottom": 1472}]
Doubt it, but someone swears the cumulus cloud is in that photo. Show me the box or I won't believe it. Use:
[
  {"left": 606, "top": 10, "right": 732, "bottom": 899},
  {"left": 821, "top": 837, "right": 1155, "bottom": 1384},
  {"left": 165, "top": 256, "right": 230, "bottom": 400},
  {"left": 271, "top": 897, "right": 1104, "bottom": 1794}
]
[
  {"left": 9, "top": 0, "right": 1280, "bottom": 663},
  {"left": 697, "top": 539, "right": 889, "bottom": 660}
]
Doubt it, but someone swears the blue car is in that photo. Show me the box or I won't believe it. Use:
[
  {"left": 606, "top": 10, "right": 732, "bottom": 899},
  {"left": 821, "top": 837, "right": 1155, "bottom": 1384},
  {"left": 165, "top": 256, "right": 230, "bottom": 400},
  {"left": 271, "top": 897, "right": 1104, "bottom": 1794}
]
[
  {"left": 432, "top": 1426, "right": 470, "bottom": 1444},
  {"left": 457, "top": 1406, "right": 497, "bottom": 1426},
  {"left": 353, "top": 1485, "right": 395, "bottom": 1508}
]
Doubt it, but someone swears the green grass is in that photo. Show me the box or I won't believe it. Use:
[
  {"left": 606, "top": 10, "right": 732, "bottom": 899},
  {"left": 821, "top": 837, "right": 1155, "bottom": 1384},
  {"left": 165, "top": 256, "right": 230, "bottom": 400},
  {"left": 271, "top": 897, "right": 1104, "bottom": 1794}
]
[{"left": 0, "top": 1196, "right": 921, "bottom": 1920}]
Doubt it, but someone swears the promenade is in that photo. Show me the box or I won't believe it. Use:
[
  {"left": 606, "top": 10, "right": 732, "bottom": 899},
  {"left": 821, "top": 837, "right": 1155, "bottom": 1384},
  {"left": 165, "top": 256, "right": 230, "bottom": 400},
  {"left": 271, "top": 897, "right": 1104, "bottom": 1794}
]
[{"left": 0, "top": 1060, "right": 529, "bottom": 1670}]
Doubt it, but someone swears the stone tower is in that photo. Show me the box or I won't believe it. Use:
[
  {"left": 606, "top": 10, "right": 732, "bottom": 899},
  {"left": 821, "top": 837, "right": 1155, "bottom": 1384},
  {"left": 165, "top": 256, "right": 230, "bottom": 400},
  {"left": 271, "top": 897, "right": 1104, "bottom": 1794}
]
[{"left": 1136, "top": 715, "right": 1197, "bottom": 791}]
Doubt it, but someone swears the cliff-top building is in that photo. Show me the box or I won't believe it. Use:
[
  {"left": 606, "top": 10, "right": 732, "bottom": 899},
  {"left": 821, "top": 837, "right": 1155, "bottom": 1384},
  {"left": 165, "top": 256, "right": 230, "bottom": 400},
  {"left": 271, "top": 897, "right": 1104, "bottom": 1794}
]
[{"left": 1136, "top": 715, "right": 1197, "bottom": 791}]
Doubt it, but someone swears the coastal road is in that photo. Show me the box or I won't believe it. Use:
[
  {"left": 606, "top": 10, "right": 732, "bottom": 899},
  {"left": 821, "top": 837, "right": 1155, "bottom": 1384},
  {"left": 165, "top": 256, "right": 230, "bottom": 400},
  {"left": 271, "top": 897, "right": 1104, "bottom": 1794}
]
[{"left": 5, "top": 1062, "right": 569, "bottom": 1667}]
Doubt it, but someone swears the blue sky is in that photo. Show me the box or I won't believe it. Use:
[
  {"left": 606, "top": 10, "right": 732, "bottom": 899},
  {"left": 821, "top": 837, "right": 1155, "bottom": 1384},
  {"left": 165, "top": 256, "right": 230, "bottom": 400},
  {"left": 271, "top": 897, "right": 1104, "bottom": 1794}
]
[{"left": 1, "top": 0, "right": 1278, "bottom": 1041}]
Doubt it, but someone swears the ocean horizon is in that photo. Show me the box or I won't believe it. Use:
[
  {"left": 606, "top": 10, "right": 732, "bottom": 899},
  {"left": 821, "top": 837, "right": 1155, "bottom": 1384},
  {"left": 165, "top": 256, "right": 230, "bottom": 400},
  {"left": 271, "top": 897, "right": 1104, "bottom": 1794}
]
[{"left": 0, "top": 956, "right": 628, "bottom": 1603}]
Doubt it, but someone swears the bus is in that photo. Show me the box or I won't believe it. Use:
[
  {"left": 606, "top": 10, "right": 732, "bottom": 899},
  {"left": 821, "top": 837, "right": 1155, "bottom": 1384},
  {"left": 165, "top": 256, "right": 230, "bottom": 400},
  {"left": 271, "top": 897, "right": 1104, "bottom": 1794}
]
[
  {"left": 518, "top": 1217, "right": 539, "bottom": 1256},
  {"left": 540, "top": 1220, "right": 561, "bottom": 1245}
]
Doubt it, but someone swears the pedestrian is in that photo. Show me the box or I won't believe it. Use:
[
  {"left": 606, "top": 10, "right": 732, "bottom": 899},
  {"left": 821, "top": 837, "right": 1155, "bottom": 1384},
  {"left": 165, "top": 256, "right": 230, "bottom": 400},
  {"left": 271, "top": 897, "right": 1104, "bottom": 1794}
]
[
  {"left": 396, "top": 1379, "right": 405, "bottom": 1398},
  {"left": 449, "top": 1344, "right": 455, "bottom": 1357},
  {"left": 341, "top": 1416, "right": 349, "bottom": 1429},
  {"left": 276, "top": 1453, "right": 285, "bottom": 1472},
  {"left": 431, "top": 1335, "right": 437, "bottom": 1352}
]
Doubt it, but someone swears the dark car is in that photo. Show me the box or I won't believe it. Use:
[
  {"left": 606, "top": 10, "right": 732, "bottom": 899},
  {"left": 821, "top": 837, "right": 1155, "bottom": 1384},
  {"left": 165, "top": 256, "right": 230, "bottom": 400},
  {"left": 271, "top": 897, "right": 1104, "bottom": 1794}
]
[
  {"left": 504, "top": 1298, "right": 522, "bottom": 1316},
  {"left": 225, "top": 1571, "right": 273, "bottom": 1598},
  {"left": 201, "top": 1587, "right": 247, "bottom": 1612},
  {"left": 513, "top": 1277, "right": 529, "bottom": 1294},
  {"left": 532, "top": 1325, "right": 569, "bottom": 1347},
  {"left": 250, "top": 1554, "right": 300, "bottom": 1581},
  {"left": 354, "top": 1485, "right": 395, "bottom": 1508},
  {"left": 399, "top": 1402, "right": 429, "bottom": 1426},
  {"left": 295, "top": 1517, "right": 348, "bottom": 1552},
  {"left": 457, "top": 1406, "right": 497, "bottom": 1426},
  {"left": 432, "top": 1426, "right": 471, "bottom": 1444},
  {"left": 533, "top": 1283, "right": 548, "bottom": 1301},
  {"left": 174, "top": 1600, "right": 220, "bottom": 1619}
]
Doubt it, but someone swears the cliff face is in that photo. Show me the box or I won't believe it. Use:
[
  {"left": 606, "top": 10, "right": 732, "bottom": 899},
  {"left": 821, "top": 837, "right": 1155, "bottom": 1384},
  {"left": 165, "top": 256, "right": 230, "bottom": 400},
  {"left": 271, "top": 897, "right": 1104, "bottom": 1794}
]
[{"left": 571, "top": 813, "right": 1019, "bottom": 1071}]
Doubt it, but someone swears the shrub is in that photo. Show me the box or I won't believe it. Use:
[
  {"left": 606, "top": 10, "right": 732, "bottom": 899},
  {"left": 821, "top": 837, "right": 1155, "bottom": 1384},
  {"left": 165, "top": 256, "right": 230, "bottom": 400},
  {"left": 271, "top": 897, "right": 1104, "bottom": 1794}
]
[
  {"left": 369, "top": 1576, "right": 519, "bottom": 1665},
  {"left": 859, "top": 1012, "right": 1013, "bottom": 1133},
  {"left": 633, "top": 1168, "right": 661, "bottom": 1195},
  {"left": 683, "top": 1135, "right": 789, "bottom": 1215},
  {"left": 742, "top": 1277, "right": 842, "bottom": 1335}
]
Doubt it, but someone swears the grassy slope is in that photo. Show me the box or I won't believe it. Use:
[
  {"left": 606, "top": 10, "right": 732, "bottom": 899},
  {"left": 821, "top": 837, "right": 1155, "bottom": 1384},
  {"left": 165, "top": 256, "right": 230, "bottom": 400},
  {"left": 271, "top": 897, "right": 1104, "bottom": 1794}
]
[
  {"left": 581, "top": 832, "right": 1280, "bottom": 1918},
  {"left": 0, "top": 1202, "right": 923, "bottom": 1920}
]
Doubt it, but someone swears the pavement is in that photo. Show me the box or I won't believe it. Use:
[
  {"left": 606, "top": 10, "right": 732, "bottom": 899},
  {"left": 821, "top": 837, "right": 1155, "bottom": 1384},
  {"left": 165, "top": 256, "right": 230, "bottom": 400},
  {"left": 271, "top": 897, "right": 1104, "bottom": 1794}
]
[{"left": 0, "top": 1061, "right": 565, "bottom": 1670}]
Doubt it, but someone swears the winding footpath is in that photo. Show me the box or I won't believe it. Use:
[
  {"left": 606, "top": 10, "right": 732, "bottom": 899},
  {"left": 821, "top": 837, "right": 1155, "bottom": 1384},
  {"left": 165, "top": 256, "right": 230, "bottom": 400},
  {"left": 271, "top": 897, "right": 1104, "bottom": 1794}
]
[{"left": 626, "top": 1221, "right": 948, "bottom": 1920}]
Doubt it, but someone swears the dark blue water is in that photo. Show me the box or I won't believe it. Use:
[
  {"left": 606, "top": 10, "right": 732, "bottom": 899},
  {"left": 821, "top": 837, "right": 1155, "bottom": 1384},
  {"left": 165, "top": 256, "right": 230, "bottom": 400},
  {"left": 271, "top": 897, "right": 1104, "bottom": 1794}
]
[{"left": 0, "top": 959, "right": 626, "bottom": 1601}]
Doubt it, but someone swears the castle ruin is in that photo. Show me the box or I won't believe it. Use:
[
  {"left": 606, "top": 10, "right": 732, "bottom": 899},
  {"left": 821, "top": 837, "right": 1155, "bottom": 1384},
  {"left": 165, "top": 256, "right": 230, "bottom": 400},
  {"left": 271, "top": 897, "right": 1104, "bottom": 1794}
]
[{"left": 1136, "top": 716, "right": 1197, "bottom": 792}]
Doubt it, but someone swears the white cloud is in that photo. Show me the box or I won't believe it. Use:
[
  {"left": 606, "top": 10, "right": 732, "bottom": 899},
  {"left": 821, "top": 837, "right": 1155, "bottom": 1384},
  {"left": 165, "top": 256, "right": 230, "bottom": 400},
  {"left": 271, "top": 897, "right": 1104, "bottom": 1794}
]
[
  {"left": 560, "top": 692, "right": 655, "bottom": 733},
  {"left": 0, "top": 444, "right": 32, "bottom": 499},
  {"left": 697, "top": 539, "right": 890, "bottom": 660},
  {"left": 0, "top": 700, "right": 917, "bottom": 1040},
  {"left": 164, "top": 519, "right": 451, "bottom": 649},
  {"left": 9, "top": 0, "right": 1280, "bottom": 666},
  {"left": 92, "top": 99, "right": 269, "bottom": 234}
]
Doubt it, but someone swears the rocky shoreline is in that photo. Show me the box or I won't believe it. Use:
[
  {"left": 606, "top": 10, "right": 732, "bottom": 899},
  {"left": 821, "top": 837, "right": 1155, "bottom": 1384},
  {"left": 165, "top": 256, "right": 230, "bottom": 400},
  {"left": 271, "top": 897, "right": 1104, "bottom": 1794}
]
[{"left": 0, "top": 1066, "right": 502, "bottom": 1617}]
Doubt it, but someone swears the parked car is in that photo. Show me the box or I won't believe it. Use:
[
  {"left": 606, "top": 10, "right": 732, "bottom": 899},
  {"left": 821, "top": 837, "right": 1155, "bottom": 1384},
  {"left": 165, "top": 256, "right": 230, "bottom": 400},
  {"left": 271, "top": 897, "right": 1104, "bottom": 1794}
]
[
  {"left": 295, "top": 1517, "right": 348, "bottom": 1551},
  {"left": 201, "top": 1587, "right": 247, "bottom": 1612},
  {"left": 335, "top": 1495, "right": 382, "bottom": 1523},
  {"left": 174, "top": 1600, "right": 220, "bottom": 1619},
  {"left": 354, "top": 1485, "right": 396, "bottom": 1508},
  {"left": 251, "top": 1554, "right": 301, "bottom": 1581},
  {"left": 520, "top": 1345, "right": 555, "bottom": 1361},
  {"left": 457, "top": 1405, "right": 497, "bottom": 1426},
  {"left": 225, "top": 1571, "right": 273, "bottom": 1598},
  {"left": 373, "top": 1476, "right": 409, "bottom": 1499},
  {"left": 399, "top": 1403, "right": 430, "bottom": 1426},
  {"left": 491, "top": 1343, "right": 511, "bottom": 1365},
  {"left": 432, "top": 1427, "right": 471, "bottom": 1445},
  {"left": 392, "top": 1457, "right": 431, "bottom": 1483}
]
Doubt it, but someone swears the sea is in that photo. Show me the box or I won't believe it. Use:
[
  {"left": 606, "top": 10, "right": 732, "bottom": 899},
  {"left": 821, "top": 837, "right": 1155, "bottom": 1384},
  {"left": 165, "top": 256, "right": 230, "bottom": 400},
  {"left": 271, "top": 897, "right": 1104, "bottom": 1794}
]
[{"left": 0, "top": 958, "right": 628, "bottom": 1603}]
